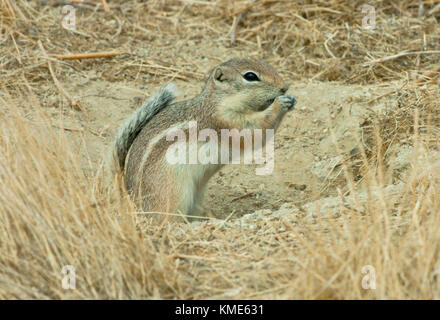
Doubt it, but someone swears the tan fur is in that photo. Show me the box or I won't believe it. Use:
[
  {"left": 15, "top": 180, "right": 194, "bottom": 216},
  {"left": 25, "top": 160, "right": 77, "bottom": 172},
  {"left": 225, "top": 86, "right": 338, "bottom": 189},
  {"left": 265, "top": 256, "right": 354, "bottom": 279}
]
[{"left": 122, "top": 59, "right": 296, "bottom": 219}]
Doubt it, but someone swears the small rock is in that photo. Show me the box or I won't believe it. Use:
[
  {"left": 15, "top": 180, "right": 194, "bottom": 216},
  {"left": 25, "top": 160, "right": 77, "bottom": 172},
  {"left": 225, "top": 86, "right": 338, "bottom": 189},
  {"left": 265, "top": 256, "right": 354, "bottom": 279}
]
[
  {"left": 290, "top": 184, "right": 307, "bottom": 191},
  {"left": 310, "top": 156, "right": 342, "bottom": 181}
]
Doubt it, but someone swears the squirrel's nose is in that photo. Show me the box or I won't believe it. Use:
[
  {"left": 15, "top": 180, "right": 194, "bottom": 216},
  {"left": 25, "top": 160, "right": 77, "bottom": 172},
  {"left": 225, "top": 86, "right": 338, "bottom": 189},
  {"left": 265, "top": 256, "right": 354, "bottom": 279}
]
[{"left": 280, "top": 84, "right": 289, "bottom": 94}]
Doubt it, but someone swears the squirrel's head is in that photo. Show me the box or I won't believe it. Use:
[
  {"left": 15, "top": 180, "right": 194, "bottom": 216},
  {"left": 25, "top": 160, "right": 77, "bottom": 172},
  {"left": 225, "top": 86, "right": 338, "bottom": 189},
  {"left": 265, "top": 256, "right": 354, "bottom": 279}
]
[{"left": 206, "top": 58, "right": 289, "bottom": 112}]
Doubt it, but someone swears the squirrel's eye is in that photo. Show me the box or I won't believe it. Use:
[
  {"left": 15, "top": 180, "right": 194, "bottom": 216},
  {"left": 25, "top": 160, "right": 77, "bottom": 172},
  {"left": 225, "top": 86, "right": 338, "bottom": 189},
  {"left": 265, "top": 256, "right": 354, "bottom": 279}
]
[{"left": 243, "top": 72, "right": 260, "bottom": 82}]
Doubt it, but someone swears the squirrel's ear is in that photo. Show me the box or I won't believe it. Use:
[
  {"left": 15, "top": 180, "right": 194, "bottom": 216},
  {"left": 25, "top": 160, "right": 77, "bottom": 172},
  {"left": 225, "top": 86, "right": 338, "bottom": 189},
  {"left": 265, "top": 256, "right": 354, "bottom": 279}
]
[
  {"left": 213, "top": 67, "right": 226, "bottom": 82},
  {"left": 212, "top": 66, "right": 235, "bottom": 88}
]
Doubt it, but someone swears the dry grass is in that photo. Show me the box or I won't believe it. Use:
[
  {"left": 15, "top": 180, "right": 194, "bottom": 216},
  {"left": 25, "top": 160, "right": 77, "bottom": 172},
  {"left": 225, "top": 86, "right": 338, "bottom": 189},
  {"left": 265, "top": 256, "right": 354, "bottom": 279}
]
[
  {"left": 1, "top": 0, "right": 440, "bottom": 299},
  {"left": 0, "top": 92, "right": 177, "bottom": 299}
]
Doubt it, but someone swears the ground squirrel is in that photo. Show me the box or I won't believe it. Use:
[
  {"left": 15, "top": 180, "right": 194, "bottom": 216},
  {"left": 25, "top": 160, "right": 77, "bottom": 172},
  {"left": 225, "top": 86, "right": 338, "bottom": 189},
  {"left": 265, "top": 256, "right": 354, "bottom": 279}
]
[{"left": 112, "top": 59, "right": 296, "bottom": 218}]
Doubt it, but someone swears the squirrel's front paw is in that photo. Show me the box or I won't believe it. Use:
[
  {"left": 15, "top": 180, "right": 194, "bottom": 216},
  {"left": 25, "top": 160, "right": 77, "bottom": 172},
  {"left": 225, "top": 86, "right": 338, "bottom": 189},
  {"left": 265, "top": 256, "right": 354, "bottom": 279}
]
[{"left": 276, "top": 95, "right": 297, "bottom": 112}]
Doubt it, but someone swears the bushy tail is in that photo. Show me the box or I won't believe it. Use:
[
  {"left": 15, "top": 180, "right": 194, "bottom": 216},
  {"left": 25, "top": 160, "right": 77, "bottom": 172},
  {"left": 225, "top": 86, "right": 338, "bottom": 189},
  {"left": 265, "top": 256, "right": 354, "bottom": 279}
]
[{"left": 112, "top": 83, "right": 178, "bottom": 174}]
